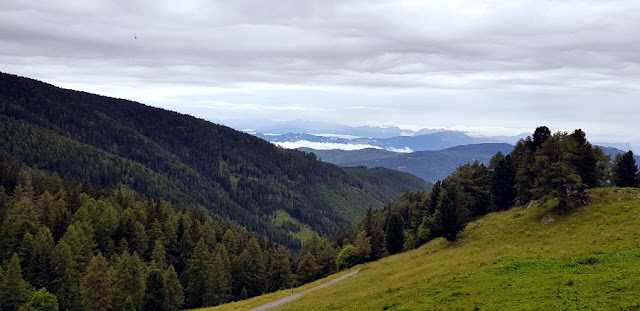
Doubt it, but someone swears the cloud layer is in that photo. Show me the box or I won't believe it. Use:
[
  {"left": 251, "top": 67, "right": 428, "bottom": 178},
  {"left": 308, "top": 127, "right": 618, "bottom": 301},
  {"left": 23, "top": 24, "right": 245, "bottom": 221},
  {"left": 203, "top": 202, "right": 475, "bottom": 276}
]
[{"left": 2, "top": 0, "right": 639, "bottom": 147}]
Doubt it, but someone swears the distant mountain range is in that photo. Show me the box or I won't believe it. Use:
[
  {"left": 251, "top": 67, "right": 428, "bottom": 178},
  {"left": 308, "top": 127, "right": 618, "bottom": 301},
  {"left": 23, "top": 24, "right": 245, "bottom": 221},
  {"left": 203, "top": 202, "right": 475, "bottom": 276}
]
[
  {"left": 300, "top": 143, "right": 515, "bottom": 182},
  {"left": 256, "top": 131, "right": 528, "bottom": 152}
]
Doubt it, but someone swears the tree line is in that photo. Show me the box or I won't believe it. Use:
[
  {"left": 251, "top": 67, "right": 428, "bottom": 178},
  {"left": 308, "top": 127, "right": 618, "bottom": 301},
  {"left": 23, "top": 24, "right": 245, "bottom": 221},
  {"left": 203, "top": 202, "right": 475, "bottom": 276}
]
[
  {"left": 0, "top": 154, "right": 342, "bottom": 310},
  {"left": 329, "top": 127, "right": 639, "bottom": 268}
]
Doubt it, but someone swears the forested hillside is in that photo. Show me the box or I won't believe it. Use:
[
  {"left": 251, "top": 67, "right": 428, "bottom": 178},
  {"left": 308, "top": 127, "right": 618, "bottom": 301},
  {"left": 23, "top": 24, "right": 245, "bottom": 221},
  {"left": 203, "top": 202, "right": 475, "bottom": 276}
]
[
  {"left": 0, "top": 161, "right": 347, "bottom": 310},
  {"left": 302, "top": 143, "right": 514, "bottom": 182},
  {"left": 0, "top": 72, "right": 427, "bottom": 249}
]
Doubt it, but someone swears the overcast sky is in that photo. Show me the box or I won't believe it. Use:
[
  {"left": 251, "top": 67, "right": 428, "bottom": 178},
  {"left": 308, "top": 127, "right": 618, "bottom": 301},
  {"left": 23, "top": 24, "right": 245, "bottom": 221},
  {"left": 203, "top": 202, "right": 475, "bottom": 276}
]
[{"left": 1, "top": 0, "right": 639, "bottom": 147}]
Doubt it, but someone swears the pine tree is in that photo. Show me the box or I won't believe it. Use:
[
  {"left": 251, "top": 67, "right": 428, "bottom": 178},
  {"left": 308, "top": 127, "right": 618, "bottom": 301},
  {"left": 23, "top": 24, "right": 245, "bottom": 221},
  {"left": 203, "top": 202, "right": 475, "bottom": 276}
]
[
  {"left": 143, "top": 269, "right": 168, "bottom": 311},
  {"left": 80, "top": 253, "right": 112, "bottom": 311},
  {"left": 569, "top": 129, "right": 600, "bottom": 188},
  {"left": 614, "top": 151, "right": 639, "bottom": 187},
  {"left": 163, "top": 265, "right": 184, "bottom": 311}
]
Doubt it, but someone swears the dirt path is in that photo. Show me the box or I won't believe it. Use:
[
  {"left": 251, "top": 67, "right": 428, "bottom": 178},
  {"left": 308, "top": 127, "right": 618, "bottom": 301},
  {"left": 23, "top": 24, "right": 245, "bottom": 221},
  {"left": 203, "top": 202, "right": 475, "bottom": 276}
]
[{"left": 249, "top": 269, "right": 360, "bottom": 311}]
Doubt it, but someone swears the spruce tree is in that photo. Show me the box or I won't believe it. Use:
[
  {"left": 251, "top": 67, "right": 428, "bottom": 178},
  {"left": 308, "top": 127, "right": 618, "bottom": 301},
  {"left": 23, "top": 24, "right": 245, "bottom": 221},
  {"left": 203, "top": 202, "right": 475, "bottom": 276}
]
[
  {"left": 489, "top": 153, "right": 516, "bottom": 211},
  {"left": 615, "top": 151, "right": 639, "bottom": 187},
  {"left": 143, "top": 269, "right": 168, "bottom": 311},
  {"left": 385, "top": 213, "right": 405, "bottom": 254},
  {"left": 436, "top": 186, "right": 467, "bottom": 242}
]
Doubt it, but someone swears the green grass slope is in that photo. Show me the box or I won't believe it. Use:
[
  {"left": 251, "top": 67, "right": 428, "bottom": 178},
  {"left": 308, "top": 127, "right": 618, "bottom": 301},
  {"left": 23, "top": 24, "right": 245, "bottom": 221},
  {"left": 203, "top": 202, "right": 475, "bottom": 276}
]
[{"left": 211, "top": 188, "right": 640, "bottom": 310}]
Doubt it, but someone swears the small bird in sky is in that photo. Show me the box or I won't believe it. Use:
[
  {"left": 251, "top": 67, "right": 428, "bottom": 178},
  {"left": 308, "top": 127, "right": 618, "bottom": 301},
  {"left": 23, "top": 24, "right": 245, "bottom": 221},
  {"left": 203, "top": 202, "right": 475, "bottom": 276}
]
[{"left": 134, "top": 36, "right": 137, "bottom": 39}]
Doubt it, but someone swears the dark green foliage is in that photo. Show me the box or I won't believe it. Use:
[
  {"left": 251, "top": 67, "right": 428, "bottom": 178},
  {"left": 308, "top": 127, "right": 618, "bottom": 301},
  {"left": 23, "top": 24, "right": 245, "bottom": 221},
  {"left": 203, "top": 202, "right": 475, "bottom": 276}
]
[
  {"left": 489, "top": 152, "right": 516, "bottom": 211},
  {"left": 435, "top": 186, "right": 467, "bottom": 242},
  {"left": 265, "top": 246, "right": 293, "bottom": 292},
  {"left": 363, "top": 208, "right": 385, "bottom": 260},
  {"left": 23, "top": 288, "right": 59, "bottom": 311},
  {"left": 1, "top": 254, "right": 31, "bottom": 311},
  {"left": 385, "top": 214, "right": 405, "bottom": 254},
  {"left": 143, "top": 270, "right": 167, "bottom": 311},
  {"left": 295, "top": 251, "right": 318, "bottom": 284},
  {"left": 532, "top": 126, "right": 551, "bottom": 151},
  {"left": 614, "top": 151, "right": 639, "bottom": 187}
]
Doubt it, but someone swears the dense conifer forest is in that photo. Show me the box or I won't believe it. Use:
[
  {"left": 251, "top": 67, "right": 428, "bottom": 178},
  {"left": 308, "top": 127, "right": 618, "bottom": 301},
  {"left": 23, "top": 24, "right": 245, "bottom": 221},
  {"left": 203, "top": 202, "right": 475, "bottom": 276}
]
[
  {"left": 0, "top": 72, "right": 428, "bottom": 250},
  {"left": 0, "top": 159, "right": 348, "bottom": 310}
]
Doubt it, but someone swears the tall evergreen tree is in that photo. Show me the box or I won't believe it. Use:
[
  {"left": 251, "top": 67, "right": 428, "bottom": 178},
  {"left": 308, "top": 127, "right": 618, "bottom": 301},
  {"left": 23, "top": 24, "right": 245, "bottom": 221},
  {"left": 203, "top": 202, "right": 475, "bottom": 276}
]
[
  {"left": 385, "top": 213, "right": 405, "bottom": 254},
  {"left": 183, "top": 238, "right": 210, "bottom": 308},
  {"left": 435, "top": 186, "right": 467, "bottom": 242},
  {"left": 614, "top": 151, "right": 639, "bottom": 187},
  {"left": 80, "top": 253, "right": 112, "bottom": 311},
  {"left": 110, "top": 251, "right": 146, "bottom": 310},
  {"left": 569, "top": 129, "right": 601, "bottom": 188},
  {"left": 1, "top": 254, "right": 30, "bottom": 311},
  {"left": 143, "top": 269, "right": 168, "bottom": 311},
  {"left": 50, "top": 240, "right": 81, "bottom": 311},
  {"left": 295, "top": 251, "right": 318, "bottom": 284},
  {"left": 22, "top": 226, "right": 55, "bottom": 290},
  {"left": 265, "top": 246, "right": 292, "bottom": 292},
  {"left": 363, "top": 208, "right": 385, "bottom": 260},
  {"left": 489, "top": 152, "right": 516, "bottom": 211},
  {"left": 163, "top": 265, "right": 184, "bottom": 311}
]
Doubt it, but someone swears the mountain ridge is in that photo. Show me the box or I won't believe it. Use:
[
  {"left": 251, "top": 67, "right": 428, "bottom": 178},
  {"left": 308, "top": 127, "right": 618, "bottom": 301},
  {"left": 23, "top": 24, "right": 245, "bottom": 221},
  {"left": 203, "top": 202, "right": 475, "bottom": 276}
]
[{"left": 0, "top": 71, "right": 429, "bottom": 247}]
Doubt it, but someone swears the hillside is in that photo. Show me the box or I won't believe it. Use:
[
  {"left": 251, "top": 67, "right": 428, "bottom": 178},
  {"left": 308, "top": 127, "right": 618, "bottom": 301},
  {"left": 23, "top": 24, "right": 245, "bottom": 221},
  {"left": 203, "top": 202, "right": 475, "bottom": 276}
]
[
  {"left": 304, "top": 143, "right": 514, "bottom": 182},
  {"left": 210, "top": 187, "right": 640, "bottom": 310},
  {"left": 0, "top": 72, "right": 428, "bottom": 248}
]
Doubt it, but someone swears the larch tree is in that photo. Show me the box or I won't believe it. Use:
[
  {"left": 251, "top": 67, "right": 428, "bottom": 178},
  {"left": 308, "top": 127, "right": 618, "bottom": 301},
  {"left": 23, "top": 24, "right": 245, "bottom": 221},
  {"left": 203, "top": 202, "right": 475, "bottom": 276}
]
[{"left": 80, "top": 253, "right": 112, "bottom": 311}]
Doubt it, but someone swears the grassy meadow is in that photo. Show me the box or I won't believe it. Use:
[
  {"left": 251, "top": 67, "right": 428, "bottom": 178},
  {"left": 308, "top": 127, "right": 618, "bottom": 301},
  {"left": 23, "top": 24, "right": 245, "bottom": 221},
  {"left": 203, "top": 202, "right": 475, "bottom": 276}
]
[{"left": 207, "top": 187, "right": 640, "bottom": 310}]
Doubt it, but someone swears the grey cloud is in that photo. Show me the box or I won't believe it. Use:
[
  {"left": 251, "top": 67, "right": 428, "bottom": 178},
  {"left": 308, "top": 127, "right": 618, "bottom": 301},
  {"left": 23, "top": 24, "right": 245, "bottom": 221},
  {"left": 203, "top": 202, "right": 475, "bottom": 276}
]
[{"left": 1, "top": 0, "right": 639, "bottom": 147}]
